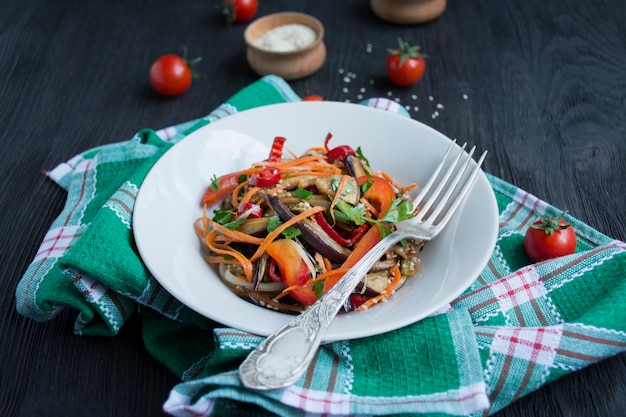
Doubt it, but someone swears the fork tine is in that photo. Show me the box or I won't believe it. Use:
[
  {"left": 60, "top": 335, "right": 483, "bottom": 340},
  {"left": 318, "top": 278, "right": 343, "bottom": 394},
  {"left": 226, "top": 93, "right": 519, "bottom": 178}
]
[
  {"left": 411, "top": 140, "right": 458, "bottom": 212},
  {"left": 432, "top": 149, "right": 488, "bottom": 231},
  {"left": 416, "top": 143, "right": 470, "bottom": 221},
  {"left": 426, "top": 145, "right": 477, "bottom": 223}
]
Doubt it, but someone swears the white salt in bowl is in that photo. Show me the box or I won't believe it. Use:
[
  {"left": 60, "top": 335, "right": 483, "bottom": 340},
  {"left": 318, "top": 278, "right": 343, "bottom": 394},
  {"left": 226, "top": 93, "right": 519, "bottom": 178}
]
[{"left": 244, "top": 12, "right": 326, "bottom": 80}]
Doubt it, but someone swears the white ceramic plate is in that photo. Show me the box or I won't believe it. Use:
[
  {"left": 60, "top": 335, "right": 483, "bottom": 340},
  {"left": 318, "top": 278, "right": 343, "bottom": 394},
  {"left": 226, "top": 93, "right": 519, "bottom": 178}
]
[{"left": 133, "top": 101, "right": 498, "bottom": 341}]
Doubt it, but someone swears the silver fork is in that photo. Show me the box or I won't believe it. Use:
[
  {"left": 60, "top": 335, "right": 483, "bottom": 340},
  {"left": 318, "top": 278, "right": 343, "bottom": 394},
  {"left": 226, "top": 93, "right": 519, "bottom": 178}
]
[{"left": 239, "top": 141, "right": 488, "bottom": 391}]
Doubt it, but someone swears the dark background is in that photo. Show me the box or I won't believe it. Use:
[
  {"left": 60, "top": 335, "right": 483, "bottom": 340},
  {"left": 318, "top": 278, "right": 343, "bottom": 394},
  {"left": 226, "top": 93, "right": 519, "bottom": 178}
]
[{"left": 1, "top": 0, "right": 625, "bottom": 416}]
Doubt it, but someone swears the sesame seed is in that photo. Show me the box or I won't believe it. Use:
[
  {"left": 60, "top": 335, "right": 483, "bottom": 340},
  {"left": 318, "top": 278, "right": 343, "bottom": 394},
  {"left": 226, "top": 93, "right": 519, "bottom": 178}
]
[{"left": 462, "top": 94, "right": 468, "bottom": 100}]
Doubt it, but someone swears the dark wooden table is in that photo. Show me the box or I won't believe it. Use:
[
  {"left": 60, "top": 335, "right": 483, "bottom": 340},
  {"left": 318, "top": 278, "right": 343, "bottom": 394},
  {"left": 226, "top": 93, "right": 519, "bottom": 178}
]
[{"left": 2, "top": 0, "right": 625, "bottom": 416}]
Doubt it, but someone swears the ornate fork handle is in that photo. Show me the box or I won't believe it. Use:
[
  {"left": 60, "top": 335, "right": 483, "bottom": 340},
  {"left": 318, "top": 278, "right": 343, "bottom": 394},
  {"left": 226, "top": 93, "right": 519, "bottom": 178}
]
[
  {"left": 238, "top": 230, "right": 408, "bottom": 391},
  {"left": 239, "top": 142, "right": 486, "bottom": 391}
]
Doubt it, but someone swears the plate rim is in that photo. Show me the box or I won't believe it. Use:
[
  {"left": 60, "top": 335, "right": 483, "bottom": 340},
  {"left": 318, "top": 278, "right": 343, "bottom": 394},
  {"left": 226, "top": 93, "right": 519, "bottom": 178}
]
[{"left": 133, "top": 101, "right": 498, "bottom": 341}]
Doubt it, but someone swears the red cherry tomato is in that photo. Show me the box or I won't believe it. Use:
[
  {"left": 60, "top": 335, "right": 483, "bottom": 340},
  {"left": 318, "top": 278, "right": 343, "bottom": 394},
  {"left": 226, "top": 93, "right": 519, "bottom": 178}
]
[
  {"left": 149, "top": 52, "right": 200, "bottom": 96},
  {"left": 386, "top": 38, "right": 426, "bottom": 87},
  {"left": 523, "top": 212, "right": 577, "bottom": 262},
  {"left": 302, "top": 95, "right": 325, "bottom": 101},
  {"left": 249, "top": 167, "right": 281, "bottom": 188},
  {"left": 222, "top": 0, "right": 258, "bottom": 23}
]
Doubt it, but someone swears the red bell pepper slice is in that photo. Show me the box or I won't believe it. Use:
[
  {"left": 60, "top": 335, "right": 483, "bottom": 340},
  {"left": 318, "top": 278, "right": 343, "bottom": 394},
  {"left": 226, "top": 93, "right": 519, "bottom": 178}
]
[
  {"left": 315, "top": 212, "right": 352, "bottom": 246},
  {"left": 249, "top": 167, "right": 281, "bottom": 188},
  {"left": 315, "top": 212, "right": 370, "bottom": 247},
  {"left": 324, "top": 132, "right": 356, "bottom": 163},
  {"left": 202, "top": 171, "right": 244, "bottom": 205},
  {"left": 322, "top": 225, "right": 383, "bottom": 293},
  {"left": 265, "top": 239, "right": 317, "bottom": 305},
  {"left": 268, "top": 258, "right": 283, "bottom": 282},
  {"left": 327, "top": 145, "right": 356, "bottom": 163},
  {"left": 268, "top": 136, "right": 286, "bottom": 162},
  {"left": 348, "top": 224, "right": 370, "bottom": 244}
]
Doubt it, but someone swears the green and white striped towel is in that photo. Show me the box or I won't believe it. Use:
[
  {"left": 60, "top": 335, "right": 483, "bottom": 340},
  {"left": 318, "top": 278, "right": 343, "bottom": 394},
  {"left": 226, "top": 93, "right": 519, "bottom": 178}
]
[{"left": 16, "top": 75, "right": 626, "bottom": 417}]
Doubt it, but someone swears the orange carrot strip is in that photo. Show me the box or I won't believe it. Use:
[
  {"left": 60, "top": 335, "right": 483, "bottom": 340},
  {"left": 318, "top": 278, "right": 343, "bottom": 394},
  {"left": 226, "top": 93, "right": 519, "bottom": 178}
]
[
  {"left": 252, "top": 155, "right": 333, "bottom": 170},
  {"left": 249, "top": 206, "right": 326, "bottom": 262},
  {"left": 378, "top": 171, "right": 403, "bottom": 190},
  {"left": 204, "top": 230, "right": 254, "bottom": 281},
  {"left": 322, "top": 257, "right": 333, "bottom": 273},
  {"left": 286, "top": 148, "right": 299, "bottom": 159},
  {"left": 360, "top": 197, "right": 379, "bottom": 218},
  {"left": 203, "top": 256, "right": 241, "bottom": 265},
  {"left": 358, "top": 265, "right": 402, "bottom": 311},
  {"left": 208, "top": 219, "right": 264, "bottom": 245},
  {"left": 239, "top": 186, "right": 262, "bottom": 206},
  {"left": 230, "top": 180, "right": 250, "bottom": 207},
  {"left": 304, "top": 267, "right": 350, "bottom": 285},
  {"left": 285, "top": 169, "right": 341, "bottom": 177},
  {"left": 329, "top": 175, "right": 351, "bottom": 224},
  {"left": 277, "top": 267, "right": 350, "bottom": 300},
  {"left": 304, "top": 146, "right": 326, "bottom": 153},
  {"left": 314, "top": 252, "right": 328, "bottom": 273}
]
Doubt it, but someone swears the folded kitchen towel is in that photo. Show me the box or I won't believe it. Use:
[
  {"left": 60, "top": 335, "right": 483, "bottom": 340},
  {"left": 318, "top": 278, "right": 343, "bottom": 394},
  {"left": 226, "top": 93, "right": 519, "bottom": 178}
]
[{"left": 16, "top": 75, "right": 626, "bottom": 417}]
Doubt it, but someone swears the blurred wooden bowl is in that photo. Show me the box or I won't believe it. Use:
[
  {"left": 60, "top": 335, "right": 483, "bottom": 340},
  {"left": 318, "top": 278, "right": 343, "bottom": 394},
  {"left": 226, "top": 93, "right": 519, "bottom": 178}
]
[
  {"left": 244, "top": 12, "right": 326, "bottom": 80},
  {"left": 371, "top": 0, "right": 446, "bottom": 24}
]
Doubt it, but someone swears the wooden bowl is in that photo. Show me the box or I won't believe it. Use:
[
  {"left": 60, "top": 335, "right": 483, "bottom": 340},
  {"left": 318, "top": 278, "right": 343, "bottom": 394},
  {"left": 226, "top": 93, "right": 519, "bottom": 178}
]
[
  {"left": 244, "top": 12, "right": 326, "bottom": 80},
  {"left": 371, "top": 0, "right": 446, "bottom": 24}
]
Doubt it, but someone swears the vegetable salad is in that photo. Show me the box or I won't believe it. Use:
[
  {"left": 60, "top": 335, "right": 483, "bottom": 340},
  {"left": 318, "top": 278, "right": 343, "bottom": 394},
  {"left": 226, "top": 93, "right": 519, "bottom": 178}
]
[{"left": 195, "top": 134, "right": 424, "bottom": 313}]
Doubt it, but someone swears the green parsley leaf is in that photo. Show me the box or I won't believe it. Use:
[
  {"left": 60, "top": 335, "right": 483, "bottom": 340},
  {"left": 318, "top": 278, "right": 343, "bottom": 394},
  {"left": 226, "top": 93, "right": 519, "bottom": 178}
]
[
  {"left": 224, "top": 218, "right": 246, "bottom": 230},
  {"left": 379, "top": 198, "right": 414, "bottom": 223},
  {"left": 267, "top": 215, "right": 302, "bottom": 239},
  {"left": 294, "top": 187, "right": 313, "bottom": 199},
  {"left": 267, "top": 216, "right": 282, "bottom": 233},
  {"left": 360, "top": 178, "right": 373, "bottom": 194},
  {"left": 376, "top": 223, "right": 394, "bottom": 238},
  {"left": 356, "top": 147, "right": 371, "bottom": 167},
  {"left": 209, "top": 174, "right": 220, "bottom": 191},
  {"left": 281, "top": 226, "right": 302, "bottom": 239},
  {"left": 334, "top": 200, "right": 368, "bottom": 225},
  {"left": 312, "top": 280, "right": 324, "bottom": 299},
  {"left": 237, "top": 173, "right": 248, "bottom": 184},
  {"left": 212, "top": 208, "right": 234, "bottom": 224}
]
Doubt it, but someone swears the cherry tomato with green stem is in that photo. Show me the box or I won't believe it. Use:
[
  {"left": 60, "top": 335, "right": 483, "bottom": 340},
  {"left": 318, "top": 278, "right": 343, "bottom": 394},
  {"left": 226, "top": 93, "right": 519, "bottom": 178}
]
[
  {"left": 149, "top": 49, "right": 201, "bottom": 96},
  {"left": 386, "top": 38, "right": 427, "bottom": 87},
  {"left": 222, "top": 0, "right": 258, "bottom": 23},
  {"left": 523, "top": 211, "right": 577, "bottom": 262}
]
